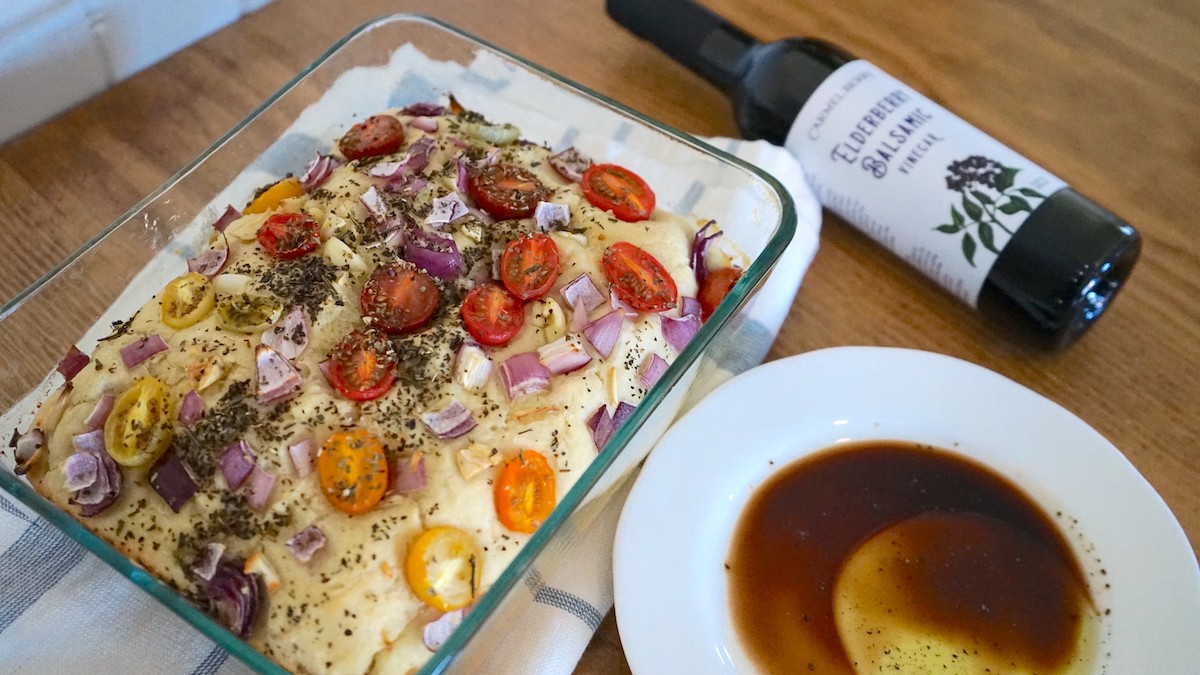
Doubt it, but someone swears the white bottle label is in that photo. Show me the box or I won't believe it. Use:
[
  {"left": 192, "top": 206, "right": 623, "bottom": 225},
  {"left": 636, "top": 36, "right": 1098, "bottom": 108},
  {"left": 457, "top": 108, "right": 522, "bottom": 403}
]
[{"left": 785, "top": 60, "right": 1067, "bottom": 306}]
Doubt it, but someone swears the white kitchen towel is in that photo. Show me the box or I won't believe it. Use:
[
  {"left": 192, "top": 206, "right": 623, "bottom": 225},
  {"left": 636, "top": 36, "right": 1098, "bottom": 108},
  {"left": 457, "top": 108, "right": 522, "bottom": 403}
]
[{"left": 0, "top": 39, "right": 822, "bottom": 675}]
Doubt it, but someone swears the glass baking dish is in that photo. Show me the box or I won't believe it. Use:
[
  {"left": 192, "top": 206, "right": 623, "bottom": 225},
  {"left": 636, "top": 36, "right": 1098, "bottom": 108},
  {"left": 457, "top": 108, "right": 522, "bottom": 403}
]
[{"left": 0, "top": 14, "right": 795, "bottom": 674}]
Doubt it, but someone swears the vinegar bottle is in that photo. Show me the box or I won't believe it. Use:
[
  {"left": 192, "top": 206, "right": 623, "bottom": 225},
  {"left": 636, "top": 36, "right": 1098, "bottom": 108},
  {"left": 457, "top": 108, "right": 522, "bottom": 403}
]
[{"left": 607, "top": 0, "right": 1141, "bottom": 348}]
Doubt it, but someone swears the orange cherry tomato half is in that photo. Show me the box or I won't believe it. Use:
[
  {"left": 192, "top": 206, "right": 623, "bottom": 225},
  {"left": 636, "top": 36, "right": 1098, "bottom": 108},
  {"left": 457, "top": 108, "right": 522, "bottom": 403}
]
[
  {"left": 580, "top": 164, "right": 656, "bottom": 222},
  {"left": 256, "top": 212, "right": 320, "bottom": 260},
  {"left": 698, "top": 266, "right": 743, "bottom": 322},
  {"left": 461, "top": 283, "right": 525, "bottom": 347},
  {"left": 317, "top": 429, "right": 388, "bottom": 515},
  {"left": 494, "top": 450, "right": 557, "bottom": 534},
  {"left": 338, "top": 114, "right": 406, "bottom": 161},
  {"left": 468, "top": 163, "right": 551, "bottom": 219},
  {"left": 360, "top": 263, "right": 441, "bottom": 334},
  {"left": 501, "top": 233, "right": 560, "bottom": 301},
  {"left": 601, "top": 241, "right": 678, "bottom": 313},
  {"left": 326, "top": 329, "right": 398, "bottom": 401}
]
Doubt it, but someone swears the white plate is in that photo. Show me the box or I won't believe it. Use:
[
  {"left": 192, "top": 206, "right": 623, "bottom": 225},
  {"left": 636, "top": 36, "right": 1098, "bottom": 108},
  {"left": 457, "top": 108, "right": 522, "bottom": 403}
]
[{"left": 613, "top": 347, "right": 1200, "bottom": 674}]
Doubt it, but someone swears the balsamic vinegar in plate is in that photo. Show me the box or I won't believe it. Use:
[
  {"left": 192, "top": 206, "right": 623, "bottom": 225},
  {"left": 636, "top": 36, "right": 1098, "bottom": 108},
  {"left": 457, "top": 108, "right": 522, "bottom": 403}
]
[{"left": 726, "top": 441, "right": 1101, "bottom": 674}]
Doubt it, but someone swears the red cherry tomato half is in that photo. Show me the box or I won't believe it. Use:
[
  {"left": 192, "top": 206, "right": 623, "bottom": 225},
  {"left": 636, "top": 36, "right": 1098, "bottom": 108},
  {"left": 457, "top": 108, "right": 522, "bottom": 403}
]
[
  {"left": 698, "top": 266, "right": 743, "bottom": 322},
  {"left": 360, "top": 264, "right": 441, "bottom": 334},
  {"left": 461, "top": 284, "right": 525, "bottom": 347},
  {"left": 501, "top": 233, "right": 560, "bottom": 301},
  {"left": 580, "top": 164, "right": 656, "bottom": 222},
  {"left": 325, "top": 329, "right": 398, "bottom": 401},
  {"left": 468, "top": 163, "right": 551, "bottom": 219},
  {"left": 338, "top": 115, "right": 406, "bottom": 161},
  {"left": 601, "top": 242, "right": 678, "bottom": 313},
  {"left": 256, "top": 212, "right": 320, "bottom": 260}
]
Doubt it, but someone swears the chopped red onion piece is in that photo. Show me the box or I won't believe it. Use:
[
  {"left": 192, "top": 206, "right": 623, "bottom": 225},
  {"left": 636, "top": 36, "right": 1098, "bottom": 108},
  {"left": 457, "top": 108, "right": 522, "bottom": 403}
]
[
  {"left": 206, "top": 562, "right": 263, "bottom": 638},
  {"left": 583, "top": 310, "right": 624, "bottom": 359},
  {"left": 490, "top": 247, "right": 504, "bottom": 280},
  {"left": 421, "top": 401, "right": 477, "bottom": 439},
  {"left": 484, "top": 146, "right": 502, "bottom": 166},
  {"left": 423, "top": 608, "right": 466, "bottom": 651},
  {"left": 534, "top": 201, "right": 570, "bottom": 231},
  {"left": 549, "top": 146, "right": 593, "bottom": 182},
  {"left": 187, "top": 232, "right": 230, "bottom": 278},
  {"left": 639, "top": 353, "right": 669, "bottom": 388},
  {"left": 72, "top": 428, "right": 105, "bottom": 455},
  {"left": 405, "top": 228, "right": 464, "bottom": 279},
  {"left": 120, "top": 334, "right": 168, "bottom": 369},
  {"left": 610, "top": 289, "right": 638, "bottom": 318},
  {"left": 681, "top": 296, "right": 702, "bottom": 318},
  {"left": 612, "top": 401, "right": 637, "bottom": 431},
  {"left": 261, "top": 306, "right": 310, "bottom": 361},
  {"left": 690, "top": 220, "right": 723, "bottom": 287},
  {"left": 63, "top": 451, "right": 100, "bottom": 491},
  {"left": 14, "top": 429, "right": 45, "bottom": 475},
  {"left": 385, "top": 174, "right": 429, "bottom": 197},
  {"left": 286, "top": 525, "right": 326, "bottom": 563},
  {"left": 212, "top": 205, "right": 241, "bottom": 232},
  {"left": 390, "top": 453, "right": 428, "bottom": 494},
  {"left": 498, "top": 352, "right": 551, "bottom": 400},
  {"left": 456, "top": 159, "right": 471, "bottom": 194},
  {"left": 243, "top": 466, "right": 276, "bottom": 511},
  {"left": 220, "top": 440, "right": 256, "bottom": 489},
  {"left": 662, "top": 314, "right": 701, "bottom": 354},
  {"left": 255, "top": 344, "right": 303, "bottom": 405},
  {"left": 537, "top": 335, "right": 593, "bottom": 375},
  {"left": 149, "top": 450, "right": 198, "bottom": 513},
  {"left": 561, "top": 273, "right": 605, "bottom": 313},
  {"left": 56, "top": 345, "right": 90, "bottom": 382},
  {"left": 425, "top": 193, "right": 470, "bottom": 228},
  {"left": 76, "top": 449, "right": 121, "bottom": 516},
  {"left": 177, "top": 390, "right": 205, "bottom": 427},
  {"left": 360, "top": 185, "right": 388, "bottom": 222},
  {"left": 192, "top": 542, "right": 226, "bottom": 581},
  {"left": 400, "top": 102, "right": 446, "bottom": 116},
  {"left": 409, "top": 116, "right": 439, "bottom": 133},
  {"left": 454, "top": 342, "right": 492, "bottom": 392},
  {"left": 587, "top": 405, "right": 614, "bottom": 450},
  {"left": 299, "top": 153, "right": 341, "bottom": 192},
  {"left": 365, "top": 137, "right": 435, "bottom": 179},
  {"left": 569, "top": 296, "right": 589, "bottom": 333},
  {"left": 84, "top": 394, "right": 115, "bottom": 430},
  {"left": 288, "top": 438, "right": 315, "bottom": 478}
]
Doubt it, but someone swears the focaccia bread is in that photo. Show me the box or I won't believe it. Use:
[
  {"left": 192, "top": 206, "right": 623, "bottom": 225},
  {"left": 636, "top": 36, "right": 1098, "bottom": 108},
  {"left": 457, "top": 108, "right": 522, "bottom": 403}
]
[{"left": 16, "top": 100, "right": 744, "bottom": 674}]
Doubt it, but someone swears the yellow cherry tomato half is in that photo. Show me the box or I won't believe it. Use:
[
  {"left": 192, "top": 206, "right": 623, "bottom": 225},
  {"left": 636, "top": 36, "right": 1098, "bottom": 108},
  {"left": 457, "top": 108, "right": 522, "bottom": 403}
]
[
  {"left": 244, "top": 176, "right": 305, "bottom": 214},
  {"left": 405, "top": 526, "right": 481, "bottom": 612},
  {"left": 161, "top": 272, "right": 216, "bottom": 329},
  {"left": 104, "top": 376, "right": 175, "bottom": 467},
  {"left": 317, "top": 429, "right": 388, "bottom": 515},
  {"left": 493, "top": 450, "right": 556, "bottom": 534},
  {"left": 216, "top": 293, "right": 282, "bottom": 334}
]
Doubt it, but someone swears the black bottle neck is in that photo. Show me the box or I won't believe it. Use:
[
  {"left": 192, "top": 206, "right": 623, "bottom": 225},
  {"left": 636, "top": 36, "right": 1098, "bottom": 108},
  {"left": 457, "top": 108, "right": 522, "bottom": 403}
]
[{"left": 606, "top": 0, "right": 760, "bottom": 92}]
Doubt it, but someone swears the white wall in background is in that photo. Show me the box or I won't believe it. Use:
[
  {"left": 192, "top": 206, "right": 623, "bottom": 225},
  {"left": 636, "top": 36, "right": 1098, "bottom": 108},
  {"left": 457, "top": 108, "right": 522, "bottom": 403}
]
[{"left": 0, "top": 0, "right": 275, "bottom": 143}]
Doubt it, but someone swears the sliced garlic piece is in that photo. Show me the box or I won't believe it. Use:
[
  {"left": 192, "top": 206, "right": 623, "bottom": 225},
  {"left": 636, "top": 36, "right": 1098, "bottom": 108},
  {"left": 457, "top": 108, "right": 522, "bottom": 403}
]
[
  {"left": 244, "top": 551, "right": 282, "bottom": 592},
  {"left": 322, "top": 237, "right": 367, "bottom": 275},
  {"left": 531, "top": 298, "right": 566, "bottom": 343},
  {"left": 456, "top": 443, "right": 503, "bottom": 480}
]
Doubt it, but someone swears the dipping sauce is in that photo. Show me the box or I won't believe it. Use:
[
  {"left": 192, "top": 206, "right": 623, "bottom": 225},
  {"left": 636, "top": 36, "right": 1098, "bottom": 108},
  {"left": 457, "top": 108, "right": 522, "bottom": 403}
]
[{"left": 726, "top": 441, "right": 1100, "bottom": 674}]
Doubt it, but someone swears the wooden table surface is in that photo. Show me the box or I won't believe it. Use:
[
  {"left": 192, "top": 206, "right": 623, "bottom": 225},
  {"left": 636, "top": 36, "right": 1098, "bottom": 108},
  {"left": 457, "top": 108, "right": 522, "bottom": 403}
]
[{"left": 2, "top": 0, "right": 1197, "bottom": 672}]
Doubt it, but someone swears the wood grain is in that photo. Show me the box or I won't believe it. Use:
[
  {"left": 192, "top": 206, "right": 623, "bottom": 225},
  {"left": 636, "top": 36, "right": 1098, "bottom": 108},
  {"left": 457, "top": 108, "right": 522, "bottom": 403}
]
[{"left": 1, "top": 0, "right": 1196, "bottom": 672}]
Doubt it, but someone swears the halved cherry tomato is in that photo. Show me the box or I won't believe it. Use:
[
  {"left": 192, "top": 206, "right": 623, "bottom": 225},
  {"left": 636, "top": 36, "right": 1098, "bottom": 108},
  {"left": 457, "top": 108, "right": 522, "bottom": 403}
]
[
  {"left": 601, "top": 242, "right": 678, "bottom": 313},
  {"left": 580, "top": 164, "right": 656, "bottom": 222},
  {"left": 256, "top": 212, "right": 320, "bottom": 260},
  {"left": 461, "top": 284, "right": 525, "bottom": 347},
  {"left": 104, "top": 377, "right": 174, "bottom": 467},
  {"left": 405, "top": 526, "right": 481, "bottom": 612},
  {"left": 468, "top": 163, "right": 551, "bottom": 219},
  {"left": 360, "top": 264, "right": 441, "bottom": 334},
  {"left": 501, "top": 233, "right": 560, "bottom": 301},
  {"left": 326, "top": 329, "right": 397, "bottom": 401},
  {"left": 338, "top": 114, "right": 406, "bottom": 161},
  {"left": 161, "top": 272, "right": 215, "bottom": 329},
  {"left": 244, "top": 177, "right": 305, "bottom": 214},
  {"left": 494, "top": 450, "right": 556, "bottom": 534},
  {"left": 317, "top": 429, "right": 388, "bottom": 515},
  {"left": 698, "top": 266, "right": 743, "bottom": 322}
]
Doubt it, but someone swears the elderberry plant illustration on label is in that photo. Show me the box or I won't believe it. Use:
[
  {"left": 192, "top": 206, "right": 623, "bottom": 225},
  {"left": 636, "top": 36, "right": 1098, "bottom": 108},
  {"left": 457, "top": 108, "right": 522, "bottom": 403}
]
[{"left": 937, "top": 156, "right": 1046, "bottom": 266}]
